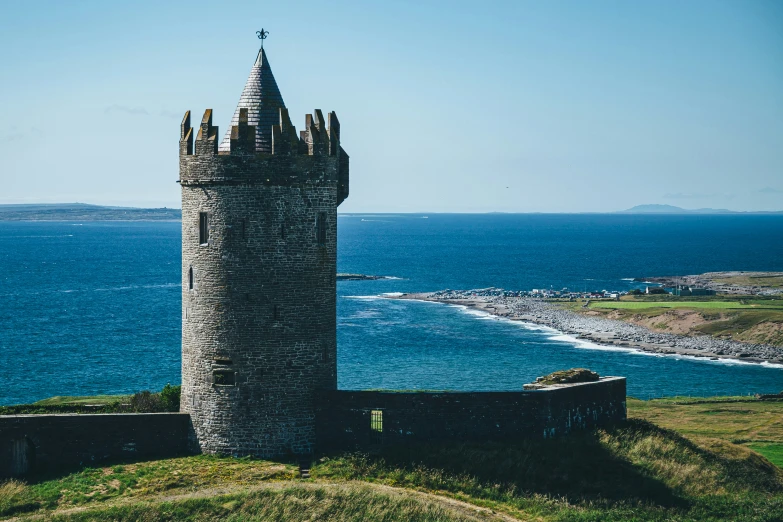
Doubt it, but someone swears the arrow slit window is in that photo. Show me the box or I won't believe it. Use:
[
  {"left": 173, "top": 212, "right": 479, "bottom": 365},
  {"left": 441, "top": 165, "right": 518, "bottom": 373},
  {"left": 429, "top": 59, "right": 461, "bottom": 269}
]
[
  {"left": 316, "top": 212, "right": 326, "bottom": 246},
  {"left": 199, "top": 212, "right": 209, "bottom": 245}
]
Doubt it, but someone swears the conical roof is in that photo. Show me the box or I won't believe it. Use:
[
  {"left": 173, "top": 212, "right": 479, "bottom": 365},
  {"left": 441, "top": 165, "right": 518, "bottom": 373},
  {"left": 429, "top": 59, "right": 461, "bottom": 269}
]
[{"left": 218, "top": 48, "right": 286, "bottom": 153}]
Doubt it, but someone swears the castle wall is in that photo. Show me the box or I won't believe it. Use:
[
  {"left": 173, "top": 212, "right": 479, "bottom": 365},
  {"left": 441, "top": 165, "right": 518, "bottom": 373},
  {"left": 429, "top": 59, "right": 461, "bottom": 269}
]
[
  {"left": 316, "top": 378, "right": 626, "bottom": 451},
  {"left": 179, "top": 110, "right": 345, "bottom": 458},
  {"left": 0, "top": 413, "right": 190, "bottom": 479}
]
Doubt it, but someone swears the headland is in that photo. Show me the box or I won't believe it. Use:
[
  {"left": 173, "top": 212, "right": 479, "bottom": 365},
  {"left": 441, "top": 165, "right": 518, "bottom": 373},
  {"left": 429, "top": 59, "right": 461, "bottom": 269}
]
[
  {"left": 639, "top": 271, "right": 783, "bottom": 296},
  {"left": 0, "top": 203, "right": 181, "bottom": 221},
  {"left": 392, "top": 290, "right": 783, "bottom": 365}
]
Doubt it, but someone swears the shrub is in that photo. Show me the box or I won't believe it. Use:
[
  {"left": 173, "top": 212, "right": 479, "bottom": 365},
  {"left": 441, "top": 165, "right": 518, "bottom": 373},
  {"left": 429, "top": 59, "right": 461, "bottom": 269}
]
[
  {"left": 159, "top": 384, "right": 181, "bottom": 412},
  {"left": 129, "top": 391, "right": 162, "bottom": 413},
  {"left": 128, "top": 385, "right": 180, "bottom": 413}
]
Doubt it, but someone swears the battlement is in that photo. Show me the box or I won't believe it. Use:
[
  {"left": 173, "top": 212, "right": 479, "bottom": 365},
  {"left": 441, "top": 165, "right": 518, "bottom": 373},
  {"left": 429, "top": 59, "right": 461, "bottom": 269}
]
[
  {"left": 180, "top": 108, "right": 349, "bottom": 203},
  {"left": 180, "top": 108, "right": 342, "bottom": 158}
]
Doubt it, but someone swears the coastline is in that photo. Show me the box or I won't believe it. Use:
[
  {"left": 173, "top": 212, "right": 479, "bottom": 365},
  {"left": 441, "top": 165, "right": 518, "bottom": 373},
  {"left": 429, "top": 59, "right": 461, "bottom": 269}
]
[{"left": 391, "top": 292, "right": 783, "bottom": 366}]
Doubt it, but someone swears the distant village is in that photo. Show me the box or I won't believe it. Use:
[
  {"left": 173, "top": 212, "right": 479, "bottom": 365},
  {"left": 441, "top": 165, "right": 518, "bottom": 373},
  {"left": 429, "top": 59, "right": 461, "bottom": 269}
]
[{"left": 446, "top": 285, "right": 717, "bottom": 301}]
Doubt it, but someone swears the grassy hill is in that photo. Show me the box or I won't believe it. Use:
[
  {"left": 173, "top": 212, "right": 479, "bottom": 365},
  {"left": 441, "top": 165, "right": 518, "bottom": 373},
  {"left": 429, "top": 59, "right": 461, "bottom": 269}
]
[
  {"left": 569, "top": 295, "right": 783, "bottom": 347},
  {"left": 2, "top": 397, "right": 783, "bottom": 521}
]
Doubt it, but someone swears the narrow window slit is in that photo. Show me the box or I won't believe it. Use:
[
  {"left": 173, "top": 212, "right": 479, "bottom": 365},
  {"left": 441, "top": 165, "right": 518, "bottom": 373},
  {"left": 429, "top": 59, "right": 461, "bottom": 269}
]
[
  {"left": 316, "top": 212, "right": 327, "bottom": 246},
  {"left": 199, "top": 212, "right": 209, "bottom": 245}
]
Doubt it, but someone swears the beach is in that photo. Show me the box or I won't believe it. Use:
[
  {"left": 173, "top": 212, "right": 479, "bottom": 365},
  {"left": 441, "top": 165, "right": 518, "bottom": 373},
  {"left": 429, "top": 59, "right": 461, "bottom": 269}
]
[{"left": 392, "top": 290, "right": 783, "bottom": 366}]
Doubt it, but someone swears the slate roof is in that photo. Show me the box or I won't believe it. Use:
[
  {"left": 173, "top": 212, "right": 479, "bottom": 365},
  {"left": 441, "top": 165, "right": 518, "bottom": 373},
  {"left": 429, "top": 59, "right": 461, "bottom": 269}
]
[{"left": 218, "top": 48, "right": 286, "bottom": 153}]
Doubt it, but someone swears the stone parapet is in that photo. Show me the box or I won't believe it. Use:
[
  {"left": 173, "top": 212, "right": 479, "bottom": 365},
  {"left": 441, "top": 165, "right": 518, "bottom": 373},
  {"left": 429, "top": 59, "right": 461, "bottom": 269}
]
[
  {"left": 316, "top": 378, "right": 627, "bottom": 451},
  {"left": 0, "top": 413, "right": 191, "bottom": 478}
]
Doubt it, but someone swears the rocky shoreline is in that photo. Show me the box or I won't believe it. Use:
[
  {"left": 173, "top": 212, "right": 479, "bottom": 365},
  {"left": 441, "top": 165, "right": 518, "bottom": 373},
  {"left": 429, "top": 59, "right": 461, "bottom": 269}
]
[
  {"left": 336, "top": 273, "right": 392, "bottom": 281},
  {"left": 640, "top": 271, "right": 783, "bottom": 296},
  {"left": 393, "top": 290, "right": 783, "bottom": 366}
]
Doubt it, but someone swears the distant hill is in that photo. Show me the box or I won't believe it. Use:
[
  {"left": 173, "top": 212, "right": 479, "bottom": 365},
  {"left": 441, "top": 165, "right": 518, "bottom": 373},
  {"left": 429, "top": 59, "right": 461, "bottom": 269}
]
[
  {"left": 0, "top": 203, "right": 181, "bottom": 221},
  {"left": 619, "top": 204, "right": 781, "bottom": 215}
]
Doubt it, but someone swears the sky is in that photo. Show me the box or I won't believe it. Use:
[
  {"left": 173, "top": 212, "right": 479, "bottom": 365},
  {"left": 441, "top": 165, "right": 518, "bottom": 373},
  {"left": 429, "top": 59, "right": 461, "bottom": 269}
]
[{"left": 0, "top": 0, "right": 781, "bottom": 213}]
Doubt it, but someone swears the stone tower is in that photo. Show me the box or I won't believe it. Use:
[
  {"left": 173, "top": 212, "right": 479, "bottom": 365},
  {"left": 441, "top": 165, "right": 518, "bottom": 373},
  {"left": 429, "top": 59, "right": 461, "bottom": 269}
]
[{"left": 178, "top": 45, "right": 349, "bottom": 458}]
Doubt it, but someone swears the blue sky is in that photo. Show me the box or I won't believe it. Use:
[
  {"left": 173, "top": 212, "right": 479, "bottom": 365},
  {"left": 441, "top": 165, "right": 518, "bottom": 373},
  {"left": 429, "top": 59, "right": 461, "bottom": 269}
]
[{"left": 0, "top": 0, "right": 781, "bottom": 212}]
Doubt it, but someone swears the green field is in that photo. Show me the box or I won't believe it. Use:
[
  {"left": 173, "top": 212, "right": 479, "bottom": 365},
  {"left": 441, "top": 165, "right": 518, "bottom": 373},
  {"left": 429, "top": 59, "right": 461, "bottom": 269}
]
[
  {"left": 32, "top": 395, "right": 129, "bottom": 407},
  {"left": 590, "top": 300, "right": 783, "bottom": 310},
  {"left": 712, "top": 274, "right": 783, "bottom": 289},
  {"left": 565, "top": 297, "right": 783, "bottom": 346},
  {"left": 2, "top": 397, "right": 783, "bottom": 521},
  {"left": 628, "top": 397, "right": 783, "bottom": 467}
]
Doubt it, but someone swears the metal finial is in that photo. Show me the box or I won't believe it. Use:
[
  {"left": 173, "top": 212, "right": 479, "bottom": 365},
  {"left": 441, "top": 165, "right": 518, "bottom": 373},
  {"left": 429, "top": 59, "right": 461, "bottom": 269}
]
[{"left": 256, "top": 29, "right": 269, "bottom": 48}]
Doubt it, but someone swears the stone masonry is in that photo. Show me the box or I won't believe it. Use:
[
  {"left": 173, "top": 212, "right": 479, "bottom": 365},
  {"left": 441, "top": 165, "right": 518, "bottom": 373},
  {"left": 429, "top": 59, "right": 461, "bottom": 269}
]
[{"left": 179, "top": 45, "right": 349, "bottom": 458}]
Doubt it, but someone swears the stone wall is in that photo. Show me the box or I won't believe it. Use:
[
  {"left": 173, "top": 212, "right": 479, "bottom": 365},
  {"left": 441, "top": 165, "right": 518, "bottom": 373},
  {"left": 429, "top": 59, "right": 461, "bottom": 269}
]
[
  {"left": 317, "top": 377, "right": 626, "bottom": 451},
  {"left": 179, "top": 108, "right": 348, "bottom": 459},
  {"left": 0, "top": 413, "right": 190, "bottom": 479},
  {"left": 0, "top": 379, "right": 625, "bottom": 477}
]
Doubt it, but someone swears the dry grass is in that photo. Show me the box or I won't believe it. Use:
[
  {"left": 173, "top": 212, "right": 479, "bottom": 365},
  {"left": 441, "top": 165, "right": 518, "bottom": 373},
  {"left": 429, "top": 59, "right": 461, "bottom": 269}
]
[
  {"left": 628, "top": 398, "right": 783, "bottom": 444},
  {"left": 38, "top": 484, "right": 495, "bottom": 522},
  {"left": 712, "top": 274, "right": 783, "bottom": 289},
  {"left": 4, "top": 401, "right": 783, "bottom": 521},
  {"left": 0, "top": 481, "right": 28, "bottom": 515},
  {"left": 628, "top": 397, "right": 783, "bottom": 468}
]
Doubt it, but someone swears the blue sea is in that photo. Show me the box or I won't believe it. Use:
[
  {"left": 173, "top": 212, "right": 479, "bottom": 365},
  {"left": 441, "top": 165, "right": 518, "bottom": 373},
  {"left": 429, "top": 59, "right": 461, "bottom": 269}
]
[{"left": 1, "top": 214, "right": 782, "bottom": 405}]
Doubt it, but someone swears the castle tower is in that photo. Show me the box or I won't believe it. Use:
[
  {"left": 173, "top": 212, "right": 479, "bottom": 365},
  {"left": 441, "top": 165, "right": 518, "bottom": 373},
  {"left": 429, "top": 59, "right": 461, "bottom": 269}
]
[{"left": 178, "top": 44, "right": 349, "bottom": 458}]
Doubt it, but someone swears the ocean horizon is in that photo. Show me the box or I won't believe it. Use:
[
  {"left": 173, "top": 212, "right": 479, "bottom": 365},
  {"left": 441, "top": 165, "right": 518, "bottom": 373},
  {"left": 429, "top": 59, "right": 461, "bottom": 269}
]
[{"left": 1, "top": 213, "right": 782, "bottom": 405}]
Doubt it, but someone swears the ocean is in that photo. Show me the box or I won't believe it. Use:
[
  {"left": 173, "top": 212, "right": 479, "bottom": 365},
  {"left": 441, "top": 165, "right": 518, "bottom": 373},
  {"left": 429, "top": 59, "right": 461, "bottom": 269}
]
[{"left": 1, "top": 214, "right": 782, "bottom": 405}]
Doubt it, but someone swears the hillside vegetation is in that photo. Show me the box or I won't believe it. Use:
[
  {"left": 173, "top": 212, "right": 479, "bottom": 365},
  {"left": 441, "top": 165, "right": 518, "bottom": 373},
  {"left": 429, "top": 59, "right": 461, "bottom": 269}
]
[
  {"left": 0, "top": 386, "right": 180, "bottom": 415},
  {"left": 2, "top": 398, "right": 783, "bottom": 521},
  {"left": 572, "top": 295, "right": 783, "bottom": 347}
]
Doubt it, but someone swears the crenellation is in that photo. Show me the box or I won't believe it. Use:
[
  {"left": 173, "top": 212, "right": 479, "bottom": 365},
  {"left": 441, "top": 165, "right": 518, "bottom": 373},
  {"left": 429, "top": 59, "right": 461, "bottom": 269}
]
[
  {"left": 271, "top": 124, "right": 283, "bottom": 155},
  {"left": 195, "top": 109, "right": 218, "bottom": 156},
  {"left": 181, "top": 111, "right": 193, "bottom": 156},
  {"left": 229, "top": 108, "right": 256, "bottom": 154},
  {"left": 313, "top": 109, "right": 325, "bottom": 132},
  {"left": 271, "top": 108, "right": 299, "bottom": 155},
  {"left": 328, "top": 111, "right": 340, "bottom": 156},
  {"left": 304, "top": 113, "right": 328, "bottom": 156},
  {"left": 181, "top": 110, "right": 191, "bottom": 139}
]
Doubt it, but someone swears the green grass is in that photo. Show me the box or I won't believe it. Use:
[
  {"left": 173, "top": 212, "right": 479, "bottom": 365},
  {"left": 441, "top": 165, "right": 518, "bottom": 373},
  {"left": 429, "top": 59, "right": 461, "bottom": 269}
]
[
  {"left": 4, "top": 484, "right": 489, "bottom": 522},
  {"left": 747, "top": 444, "right": 783, "bottom": 469},
  {"left": 712, "top": 275, "right": 783, "bottom": 289},
  {"left": 4, "top": 398, "right": 783, "bottom": 521},
  {"left": 693, "top": 311, "right": 783, "bottom": 345},
  {"left": 590, "top": 301, "right": 783, "bottom": 310},
  {"left": 564, "top": 297, "right": 783, "bottom": 346},
  {"left": 2, "top": 385, "right": 181, "bottom": 415},
  {"left": 628, "top": 397, "right": 783, "bottom": 473},
  {"left": 628, "top": 396, "right": 783, "bottom": 441},
  {"left": 33, "top": 396, "right": 129, "bottom": 407}
]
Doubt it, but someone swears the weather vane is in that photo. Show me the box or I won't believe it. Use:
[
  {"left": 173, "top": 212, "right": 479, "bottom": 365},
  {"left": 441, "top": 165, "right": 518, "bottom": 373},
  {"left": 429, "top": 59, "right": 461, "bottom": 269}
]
[{"left": 256, "top": 28, "right": 269, "bottom": 49}]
